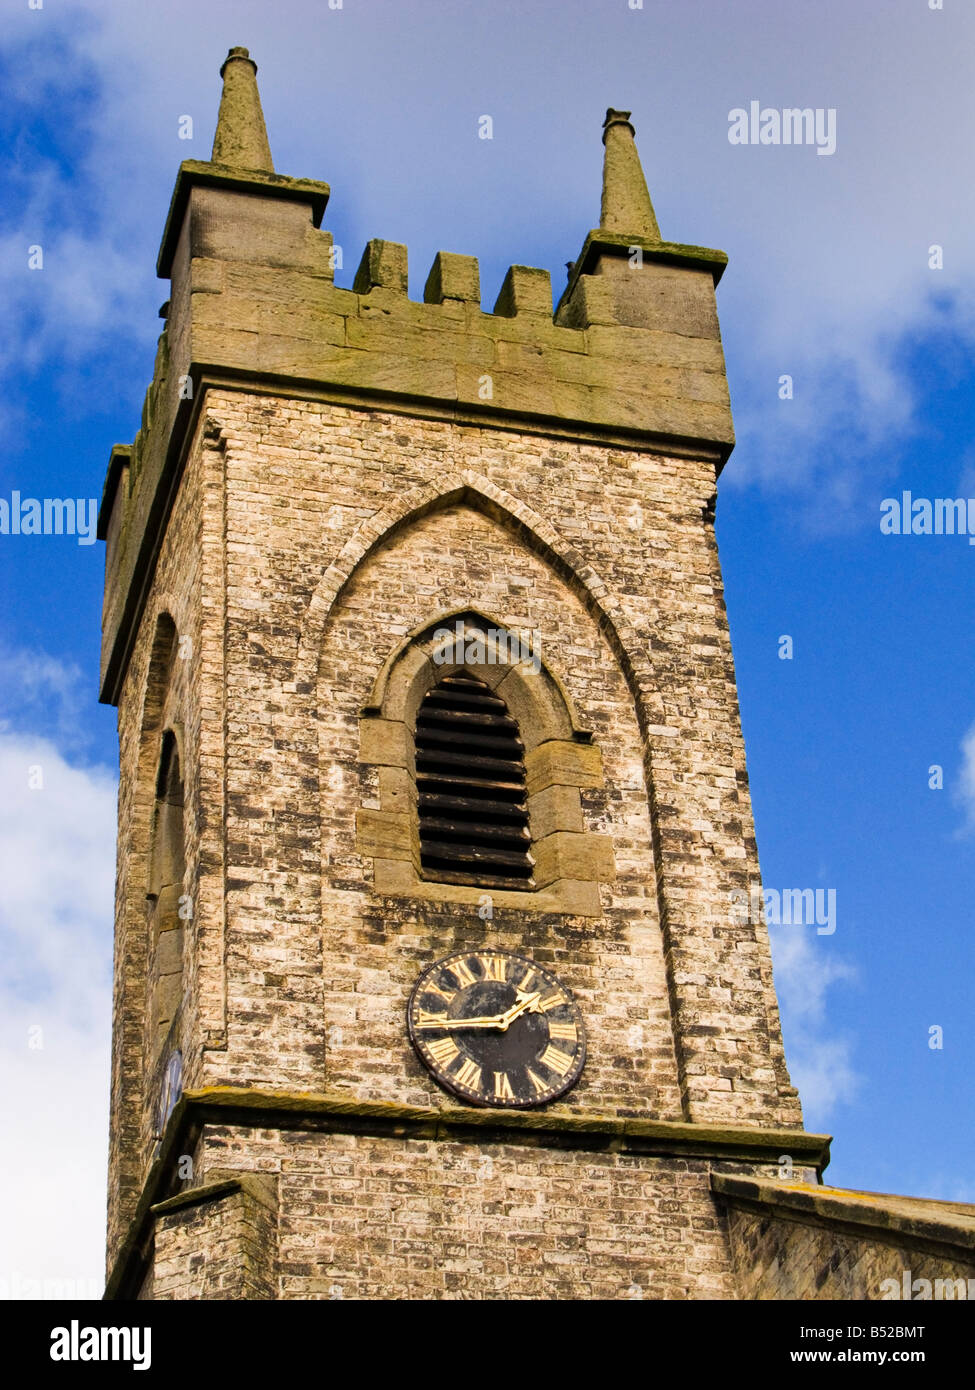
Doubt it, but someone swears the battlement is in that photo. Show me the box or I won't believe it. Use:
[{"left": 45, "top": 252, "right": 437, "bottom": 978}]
[{"left": 98, "top": 55, "right": 734, "bottom": 703}]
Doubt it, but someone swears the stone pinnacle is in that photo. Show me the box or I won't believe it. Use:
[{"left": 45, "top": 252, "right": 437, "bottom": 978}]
[
  {"left": 599, "top": 108, "right": 660, "bottom": 241},
  {"left": 211, "top": 46, "right": 274, "bottom": 172}
]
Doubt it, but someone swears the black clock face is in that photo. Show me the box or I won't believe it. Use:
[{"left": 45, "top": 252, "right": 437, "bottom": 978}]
[{"left": 408, "top": 949, "right": 585, "bottom": 1108}]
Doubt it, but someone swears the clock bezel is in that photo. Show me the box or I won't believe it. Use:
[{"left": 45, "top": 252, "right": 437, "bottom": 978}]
[{"left": 407, "top": 948, "right": 586, "bottom": 1109}]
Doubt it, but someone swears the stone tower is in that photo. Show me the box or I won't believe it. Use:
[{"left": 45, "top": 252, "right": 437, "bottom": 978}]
[{"left": 100, "top": 51, "right": 975, "bottom": 1300}]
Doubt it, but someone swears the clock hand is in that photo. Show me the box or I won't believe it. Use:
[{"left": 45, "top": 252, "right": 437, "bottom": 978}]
[
  {"left": 496, "top": 990, "right": 542, "bottom": 1030},
  {"left": 415, "top": 989, "right": 544, "bottom": 1031},
  {"left": 415, "top": 1013, "right": 511, "bottom": 1030}
]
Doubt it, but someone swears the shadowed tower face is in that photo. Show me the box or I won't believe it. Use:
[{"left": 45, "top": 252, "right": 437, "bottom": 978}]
[{"left": 100, "top": 47, "right": 827, "bottom": 1302}]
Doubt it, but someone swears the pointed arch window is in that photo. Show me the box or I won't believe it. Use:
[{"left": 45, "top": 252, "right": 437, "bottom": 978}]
[
  {"left": 415, "top": 673, "right": 534, "bottom": 889},
  {"left": 146, "top": 729, "right": 186, "bottom": 1058},
  {"left": 148, "top": 731, "right": 185, "bottom": 916}
]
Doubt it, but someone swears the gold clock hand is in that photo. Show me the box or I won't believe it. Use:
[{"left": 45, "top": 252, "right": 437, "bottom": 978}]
[
  {"left": 415, "top": 989, "right": 543, "bottom": 1032},
  {"left": 416, "top": 1013, "right": 508, "bottom": 1030},
  {"left": 496, "top": 990, "right": 542, "bottom": 1030}
]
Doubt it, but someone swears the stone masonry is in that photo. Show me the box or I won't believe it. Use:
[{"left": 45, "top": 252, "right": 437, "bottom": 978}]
[{"left": 100, "top": 50, "right": 974, "bottom": 1299}]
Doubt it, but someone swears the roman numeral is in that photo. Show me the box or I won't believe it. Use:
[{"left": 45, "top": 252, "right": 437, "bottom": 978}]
[
  {"left": 493, "top": 1071, "right": 514, "bottom": 1100},
  {"left": 449, "top": 958, "right": 477, "bottom": 988},
  {"left": 526, "top": 1068, "right": 548, "bottom": 1095},
  {"left": 428, "top": 1037, "right": 459, "bottom": 1066},
  {"left": 538, "top": 992, "right": 563, "bottom": 1013},
  {"left": 547, "top": 1021, "right": 577, "bottom": 1042},
  {"left": 519, "top": 968, "right": 537, "bottom": 992},
  {"left": 454, "top": 1057, "right": 482, "bottom": 1089},
  {"left": 415, "top": 1010, "right": 449, "bottom": 1028},
  {"left": 478, "top": 955, "right": 507, "bottom": 982},
  {"left": 539, "top": 1044, "right": 574, "bottom": 1077},
  {"left": 424, "top": 980, "right": 455, "bottom": 1005}
]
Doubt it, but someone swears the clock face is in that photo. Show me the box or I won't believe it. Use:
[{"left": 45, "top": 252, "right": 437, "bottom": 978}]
[{"left": 408, "top": 949, "right": 585, "bottom": 1108}]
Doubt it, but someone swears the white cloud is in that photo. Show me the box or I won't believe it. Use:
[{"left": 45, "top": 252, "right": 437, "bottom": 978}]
[
  {"left": 2, "top": 0, "right": 975, "bottom": 501},
  {"left": 0, "top": 727, "right": 116, "bottom": 1298},
  {"left": 956, "top": 720, "right": 975, "bottom": 834},
  {"left": 770, "top": 926, "right": 860, "bottom": 1125},
  {"left": 0, "top": 643, "right": 89, "bottom": 751}
]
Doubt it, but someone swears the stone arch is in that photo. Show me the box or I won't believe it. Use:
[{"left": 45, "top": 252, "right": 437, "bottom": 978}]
[
  {"left": 292, "top": 470, "right": 664, "bottom": 743},
  {"left": 356, "top": 607, "right": 615, "bottom": 916},
  {"left": 146, "top": 728, "right": 187, "bottom": 1059},
  {"left": 148, "top": 730, "right": 184, "bottom": 899},
  {"left": 363, "top": 606, "right": 591, "bottom": 747},
  {"left": 300, "top": 472, "right": 677, "bottom": 922},
  {"left": 310, "top": 470, "right": 683, "bottom": 1113},
  {"left": 133, "top": 610, "right": 188, "bottom": 1094},
  {"left": 139, "top": 612, "right": 178, "bottom": 755},
  {"left": 107, "top": 607, "right": 183, "bottom": 1257},
  {"left": 133, "top": 613, "right": 179, "bottom": 917}
]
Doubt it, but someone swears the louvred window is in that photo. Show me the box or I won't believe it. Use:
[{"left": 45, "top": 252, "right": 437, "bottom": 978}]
[{"left": 415, "top": 673, "right": 534, "bottom": 889}]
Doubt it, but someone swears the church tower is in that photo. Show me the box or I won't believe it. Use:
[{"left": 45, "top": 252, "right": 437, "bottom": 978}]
[{"left": 101, "top": 49, "right": 972, "bottom": 1301}]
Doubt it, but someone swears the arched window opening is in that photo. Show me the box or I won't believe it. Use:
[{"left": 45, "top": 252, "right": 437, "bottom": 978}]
[
  {"left": 147, "top": 730, "right": 186, "bottom": 1058},
  {"left": 415, "top": 673, "right": 534, "bottom": 889},
  {"left": 148, "top": 732, "right": 185, "bottom": 909},
  {"left": 357, "top": 613, "right": 614, "bottom": 915}
]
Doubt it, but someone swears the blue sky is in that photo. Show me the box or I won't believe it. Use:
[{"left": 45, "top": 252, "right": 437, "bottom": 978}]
[{"left": 1, "top": 0, "right": 973, "bottom": 1292}]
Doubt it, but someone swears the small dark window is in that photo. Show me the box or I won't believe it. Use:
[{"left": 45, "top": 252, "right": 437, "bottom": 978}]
[
  {"left": 146, "top": 730, "right": 186, "bottom": 1059},
  {"left": 415, "top": 673, "right": 534, "bottom": 890},
  {"left": 147, "top": 731, "right": 185, "bottom": 907}
]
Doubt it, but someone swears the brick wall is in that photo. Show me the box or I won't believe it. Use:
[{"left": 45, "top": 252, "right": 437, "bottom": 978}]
[
  {"left": 203, "top": 387, "right": 797, "bottom": 1120},
  {"left": 194, "top": 1126, "right": 736, "bottom": 1300},
  {"left": 152, "top": 1178, "right": 277, "bottom": 1300},
  {"left": 107, "top": 384, "right": 803, "bottom": 1290}
]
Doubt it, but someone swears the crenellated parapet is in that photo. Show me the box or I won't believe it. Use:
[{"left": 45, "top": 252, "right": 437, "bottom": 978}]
[{"left": 98, "top": 50, "right": 734, "bottom": 703}]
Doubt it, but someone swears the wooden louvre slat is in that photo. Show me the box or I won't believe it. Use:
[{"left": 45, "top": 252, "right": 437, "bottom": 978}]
[{"left": 415, "top": 673, "right": 534, "bottom": 888}]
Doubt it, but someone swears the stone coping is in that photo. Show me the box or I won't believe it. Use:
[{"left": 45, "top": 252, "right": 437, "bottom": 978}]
[
  {"left": 150, "top": 1177, "right": 241, "bottom": 1218},
  {"left": 712, "top": 1173, "right": 975, "bottom": 1260},
  {"left": 560, "top": 228, "right": 729, "bottom": 313},
  {"left": 157, "top": 160, "right": 331, "bottom": 277},
  {"left": 104, "top": 1084, "right": 830, "bottom": 1299},
  {"left": 97, "top": 445, "right": 132, "bottom": 539}
]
